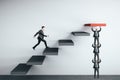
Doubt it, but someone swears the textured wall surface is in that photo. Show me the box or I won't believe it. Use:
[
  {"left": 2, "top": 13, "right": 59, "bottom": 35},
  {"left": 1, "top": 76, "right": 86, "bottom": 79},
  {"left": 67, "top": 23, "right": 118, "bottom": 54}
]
[{"left": 0, "top": 0, "right": 120, "bottom": 75}]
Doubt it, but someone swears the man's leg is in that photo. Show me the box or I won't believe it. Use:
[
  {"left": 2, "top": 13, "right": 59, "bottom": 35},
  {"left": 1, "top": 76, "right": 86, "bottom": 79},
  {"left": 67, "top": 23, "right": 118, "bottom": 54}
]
[
  {"left": 94, "top": 69, "right": 96, "bottom": 78},
  {"left": 41, "top": 39, "right": 48, "bottom": 48},
  {"left": 94, "top": 37, "right": 97, "bottom": 45},
  {"left": 33, "top": 38, "right": 41, "bottom": 50},
  {"left": 97, "top": 69, "right": 99, "bottom": 78},
  {"left": 96, "top": 54, "right": 99, "bottom": 61},
  {"left": 96, "top": 37, "right": 99, "bottom": 45},
  {"left": 94, "top": 54, "right": 96, "bottom": 61}
]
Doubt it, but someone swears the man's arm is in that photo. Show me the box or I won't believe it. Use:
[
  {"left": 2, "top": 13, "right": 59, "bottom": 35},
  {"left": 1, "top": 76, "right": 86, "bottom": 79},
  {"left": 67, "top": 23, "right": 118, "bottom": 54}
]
[
  {"left": 98, "top": 27, "right": 101, "bottom": 32},
  {"left": 98, "top": 44, "right": 101, "bottom": 48},
  {"left": 91, "top": 28, "right": 95, "bottom": 32},
  {"left": 92, "top": 44, "right": 95, "bottom": 48},
  {"left": 34, "top": 32, "right": 39, "bottom": 37}
]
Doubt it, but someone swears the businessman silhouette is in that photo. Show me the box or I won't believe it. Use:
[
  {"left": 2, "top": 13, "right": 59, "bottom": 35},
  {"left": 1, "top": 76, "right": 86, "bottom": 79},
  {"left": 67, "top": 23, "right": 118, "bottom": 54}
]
[
  {"left": 91, "top": 27, "right": 101, "bottom": 45},
  {"left": 92, "top": 43, "right": 101, "bottom": 60},
  {"left": 33, "top": 26, "right": 49, "bottom": 50},
  {"left": 92, "top": 59, "right": 101, "bottom": 78}
]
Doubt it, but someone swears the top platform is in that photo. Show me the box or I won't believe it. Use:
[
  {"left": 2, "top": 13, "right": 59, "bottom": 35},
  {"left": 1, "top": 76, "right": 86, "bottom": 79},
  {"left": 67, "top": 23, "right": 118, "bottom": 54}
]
[{"left": 84, "top": 23, "right": 106, "bottom": 27}]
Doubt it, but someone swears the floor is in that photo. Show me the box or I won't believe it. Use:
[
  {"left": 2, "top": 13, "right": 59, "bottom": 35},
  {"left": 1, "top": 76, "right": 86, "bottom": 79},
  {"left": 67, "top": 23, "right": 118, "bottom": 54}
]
[{"left": 0, "top": 75, "right": 120, "bottom": 80}]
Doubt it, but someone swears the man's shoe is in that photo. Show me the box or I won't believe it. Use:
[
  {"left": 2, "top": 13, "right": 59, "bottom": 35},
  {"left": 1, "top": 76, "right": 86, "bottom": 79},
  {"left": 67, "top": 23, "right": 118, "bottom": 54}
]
[
  {"left": 32, "top": 47, "right": 35, "bottom": 50},
  {"left": 46, "top": 46, "right": 50, "bottom": 48}
]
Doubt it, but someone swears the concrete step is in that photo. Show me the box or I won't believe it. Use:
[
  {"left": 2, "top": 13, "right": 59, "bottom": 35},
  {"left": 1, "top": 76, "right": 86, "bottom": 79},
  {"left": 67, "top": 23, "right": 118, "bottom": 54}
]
[
  {"left": 11, "top": 63, "right": 32, "bottom": 75},
  {"left": 27, "top": 56, "right": 46, "bottom": 65},
  {"left": 43, "top": 47, "right": 59, "bottom": 55},
  {"left": 58, "top": 39, "right": 74, "bottom": 46},
  {"left": 71, "top": 31, "right": 90, "bottom": 36}
]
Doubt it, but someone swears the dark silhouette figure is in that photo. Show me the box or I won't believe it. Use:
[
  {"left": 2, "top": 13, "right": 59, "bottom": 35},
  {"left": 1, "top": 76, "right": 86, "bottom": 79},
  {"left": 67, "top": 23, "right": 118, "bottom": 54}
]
[
  {"left": 92, "top": 59, "right": 101, "bottom": 78},
  {"left": 91, "top": 27, "right": 101, "bottom": 45},
  {"left": 33, "top": 26, "right": 49, "bottom": 50},
  {"left": 92, "top": 43, "right": 101, "bottom": 60}
]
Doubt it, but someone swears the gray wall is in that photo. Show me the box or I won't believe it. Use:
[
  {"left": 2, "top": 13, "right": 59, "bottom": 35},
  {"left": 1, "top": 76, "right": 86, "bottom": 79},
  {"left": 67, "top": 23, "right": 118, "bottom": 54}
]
[{"left": 0, "top": 0, "right": 120, "bottom": 75}]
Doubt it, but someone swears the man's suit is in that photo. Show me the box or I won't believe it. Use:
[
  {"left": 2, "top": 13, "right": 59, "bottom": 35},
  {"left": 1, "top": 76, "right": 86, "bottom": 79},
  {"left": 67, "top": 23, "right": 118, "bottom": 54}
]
[
  {"left": 33, "top": 30, "right": 48, "bottom": 49},
  {"left": 91, "top": 28, "right": 101, "bottom": 45}
]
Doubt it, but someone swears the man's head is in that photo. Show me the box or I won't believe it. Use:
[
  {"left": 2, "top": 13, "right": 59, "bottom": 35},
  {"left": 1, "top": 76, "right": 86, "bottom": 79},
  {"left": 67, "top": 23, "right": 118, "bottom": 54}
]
[{"left": 41, "top": 26, "right": 45, "bottom": 30}]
